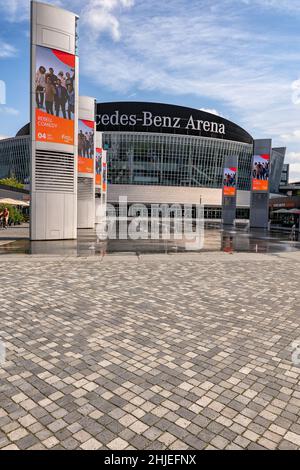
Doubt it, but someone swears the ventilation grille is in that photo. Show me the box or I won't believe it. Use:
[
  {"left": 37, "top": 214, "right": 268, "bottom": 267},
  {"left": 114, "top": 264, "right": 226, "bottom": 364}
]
[
  {"left": 78, "top": 177, "right": 94, "bottom": 200},
  {"left": 35, "top": 150, "right": 75, "bottom": 192}
]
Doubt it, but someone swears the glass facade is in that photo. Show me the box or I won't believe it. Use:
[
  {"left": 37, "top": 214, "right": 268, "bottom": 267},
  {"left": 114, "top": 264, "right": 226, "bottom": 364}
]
[
  {"left": 0, "top": 130, "right": 284, "bottom": 199},
  {"left": 269, "top": 148, "right": 286, "bottom": 194},
  {"left": 103, "top": 132, "right": 253, "bottom": 191},
  {"left": 0, "top": 136, "right": 30, "bottom": 183}
]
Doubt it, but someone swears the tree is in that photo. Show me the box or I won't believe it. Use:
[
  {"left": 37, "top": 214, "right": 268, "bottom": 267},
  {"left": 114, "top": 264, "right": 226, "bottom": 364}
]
[{"left": 0, "top": 177, "right": 24, "bottom": 189}]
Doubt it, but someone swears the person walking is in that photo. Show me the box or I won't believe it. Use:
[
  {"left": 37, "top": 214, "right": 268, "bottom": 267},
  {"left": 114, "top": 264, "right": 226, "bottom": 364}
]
[
  {"left": 0, "top": 207, "right": 9, "bottom": 229},
  {"left": 290, "top": 224, "right": 297, "bottom": 241}
]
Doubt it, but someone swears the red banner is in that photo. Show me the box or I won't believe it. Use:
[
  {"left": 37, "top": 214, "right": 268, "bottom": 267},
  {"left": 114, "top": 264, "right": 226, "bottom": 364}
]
[
  {"left": 36, "top": 109, "right": 74, "bottom": 145},
  {"left": 35, "top": 46, "right": 76, "bottom": 145},
  {"left": 252, "top": 155, "right": 270, "bottom": 192}
]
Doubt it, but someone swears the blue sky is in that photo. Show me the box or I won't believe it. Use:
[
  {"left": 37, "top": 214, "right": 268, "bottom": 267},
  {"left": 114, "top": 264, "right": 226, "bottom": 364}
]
[{"left": 1, "top": 0, "right": 300, "bottom": 179}]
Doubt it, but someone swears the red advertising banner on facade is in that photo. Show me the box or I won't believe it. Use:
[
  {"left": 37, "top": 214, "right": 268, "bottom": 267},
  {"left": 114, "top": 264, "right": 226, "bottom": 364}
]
[
  {"left": 78, "top": 119, "right": 95, "bottom": 174},
  {"left": 102, "top": 151, "right": 107, "bottom": 193},
  {"left": 96, "top": 147, "right": 102, "bottom": 186},
  {"left": 252, "top": 154, "right": 270, "bottom": 192},
  {"left": 35, "top": 46, "right": 76, "bottom": 145},
  {"left": 223, "top": 167, "right": 237, "bottom": 197}
]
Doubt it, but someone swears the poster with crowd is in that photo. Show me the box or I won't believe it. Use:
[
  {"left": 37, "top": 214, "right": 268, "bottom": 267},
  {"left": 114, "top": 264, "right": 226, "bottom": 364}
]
[
  {"left": 252, "top": 154, "right": 270, "bottom": 192},
  {"left": 223, "top": 167, "right": 237, "bottom": 197},
  {"left": 95, "top": 148, "right": 102, "bottom": 186},
  {"left": 78, "top": 120, "right": 95, "bottom": 174},
  {"left": 35, "top": 45, "right": 76, "bottom": 145},
  {"left": 102, "top": 151, "right": 107, "bottom": 194}
]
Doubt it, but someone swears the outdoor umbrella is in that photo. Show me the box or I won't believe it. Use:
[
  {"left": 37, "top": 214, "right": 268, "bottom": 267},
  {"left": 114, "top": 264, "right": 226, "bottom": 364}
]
[{"left": 0, "top": 198, "right": 30, "bottom": 207}]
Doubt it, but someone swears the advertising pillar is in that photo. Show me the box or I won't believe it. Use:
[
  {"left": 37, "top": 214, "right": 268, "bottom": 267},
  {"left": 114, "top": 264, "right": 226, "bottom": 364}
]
[
  {"left": 77, "top": 96, "right": 96, "bottom": 229},
  {"left": 222, "top": 156, "right": 238, "bottom": 226},
  {"left": 30, "top": 1, "right": 79, "bottom": 240},
  {"left": 95, "top": 131, "right": 107, "bottom": 224},
  {"left": 250, "top": 139, "right": 272, "bottom": 230},
  {"left": 95, "top": 132, "right": 103, "bottom": 192}
]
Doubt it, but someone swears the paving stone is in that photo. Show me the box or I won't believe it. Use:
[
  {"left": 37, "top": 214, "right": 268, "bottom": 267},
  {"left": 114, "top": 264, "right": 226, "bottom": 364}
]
[
  {"left": 15, "top": 434, "right": 40, "bottom": 450},
  {"left": 1, "top": 254, "right": 300, "bottom": 451},
  {"left": 107, "top": 437, "right": 128, "bottom": 450},
  {"left": 8, "top": 428, "right": 28, "bottom": 442},
  {"left": 61, "top": 437, "right": 80, "bottom": 450},
  {"left": 42, "top": 436, "right": 59, "bottom": 449},
  {"left": 80, "top": 438, "right": 103, "bottom": 450},
  {"left": 284, "top": 431, "right": 300, "bottom": 446},
  {"left": 157, "top": 432, "right": 177, "bottom": 446}
]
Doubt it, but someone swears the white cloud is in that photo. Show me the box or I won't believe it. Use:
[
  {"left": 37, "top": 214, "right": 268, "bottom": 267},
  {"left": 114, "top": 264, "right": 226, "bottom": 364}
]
[
  {"left": 286, "top": 152, "right": 300, "bottom": 164},
  {"left": 281, "top": 130, "right": 300, "bottom": 144},
  {"left": 0, "top": 0, "right": 31, "bottom": 22},
  {"left": 77, "top": 1, "right": 300, "bottom": 181},
  {"left": 0, "top": 41, "right": 17, "bottom": 58},
  {"left": 0, "top": 0, "right": 135, "bottom": 42},
  {"left": 289, "top": 163, "right": 300, "bottom": 182},
  {"left": 0, "top": 106, "right": 19, "bottom": 115},
  {"left": 80, "top": 0, "right": 135, "bottom": 41},
  {"left": 0, "top": 0, "right": 64, "bottom": 22},
  {"left": 240, "top": 0, "right": 300, "bottom": 14},
  {"left": 281, "top": 153, "right": 300, "bottom": 182},
  {"left": 0, "top": 135, "right": 8, "bottom": 140},
  {"left": 79, "top": 2, "right": 296, "bottom": 136}
]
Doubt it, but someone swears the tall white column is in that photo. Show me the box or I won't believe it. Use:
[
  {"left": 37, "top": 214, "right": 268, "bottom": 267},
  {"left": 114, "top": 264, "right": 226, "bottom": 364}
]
[
  {"left": 77, "top": 96, "right": 96, "bottom": 229},
  {"left": 30, "top": 1, "right": 79, "bottom": 240}
]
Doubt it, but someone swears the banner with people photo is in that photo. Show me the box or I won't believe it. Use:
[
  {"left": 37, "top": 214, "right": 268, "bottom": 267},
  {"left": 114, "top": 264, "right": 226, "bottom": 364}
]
[
  {"left": 95, "top": 147, "right": 102, "bottom": 186},
  {"left": 223, "top": 167, "right": 237, "bottom": 197},
  {"left": 35, "top": 45, "right": 76, "bottom": 145},
  {"left": 252, "top": 154, "right": 270, "bottom": 192},
  {"left": 78, "top": 120, "right": 95, "bottom": 174},
  {"left": 102, "top": 151, "right": 107, "bottom": 194}
]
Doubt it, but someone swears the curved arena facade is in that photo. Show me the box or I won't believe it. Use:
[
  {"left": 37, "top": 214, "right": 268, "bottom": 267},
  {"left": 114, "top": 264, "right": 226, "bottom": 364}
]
[
  {"left": 97, "top": 102, "right": 255, "bottom": 217},
  {"left": 0, "top": 101, "right": 285, "bottom": 219},
  {"left": 98, "top": 102, "right": 253, "bottom": 190}
]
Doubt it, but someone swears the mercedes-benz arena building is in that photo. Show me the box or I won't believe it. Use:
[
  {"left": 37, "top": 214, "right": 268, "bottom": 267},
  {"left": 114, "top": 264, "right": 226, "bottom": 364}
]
[
  {"left": 97, "top": 102, "right": 284, "bottom": 219},
  {"left": 0, "top": 101, "right": 285, "bottom": 219}
]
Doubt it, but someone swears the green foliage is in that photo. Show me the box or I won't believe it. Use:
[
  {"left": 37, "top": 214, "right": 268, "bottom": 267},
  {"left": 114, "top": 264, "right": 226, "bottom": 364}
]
[
  {"left": 0, "top": 204, "right": 24, "bottom": 224},
  {"left": 0, "top": 177, "right": 24, "bottom": 189}
]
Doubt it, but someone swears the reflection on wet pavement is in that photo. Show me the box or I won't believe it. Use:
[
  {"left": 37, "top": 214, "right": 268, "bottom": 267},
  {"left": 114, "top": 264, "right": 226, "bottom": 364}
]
[{"left": 0, "top": 223, "right": 300, "bottom": 257}]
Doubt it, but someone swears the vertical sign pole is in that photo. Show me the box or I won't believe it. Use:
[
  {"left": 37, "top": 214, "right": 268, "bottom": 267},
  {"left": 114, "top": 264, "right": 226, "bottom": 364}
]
[
  {"left": 95, "top": 132, "right": 103, "bottom": 223},
  {"left": 100, "top": 150, "right": 108, "bottom": 221},
  {"left": 77, "top": 96, "right": 96, "bottom": 229},
  {"left": 222, "top": 156, "right": 238, "bottom": 227},
  {"left": 250, "top": 139, "right": 272, "bottom": 230},
  {"left": 30, "top": 1, "right": 79, "bottom": 240}
]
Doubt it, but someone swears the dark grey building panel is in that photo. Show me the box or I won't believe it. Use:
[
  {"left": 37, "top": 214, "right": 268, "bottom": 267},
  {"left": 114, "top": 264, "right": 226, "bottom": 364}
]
[{"left": 270, "top": 147, "right": 286, "bottom": 194}]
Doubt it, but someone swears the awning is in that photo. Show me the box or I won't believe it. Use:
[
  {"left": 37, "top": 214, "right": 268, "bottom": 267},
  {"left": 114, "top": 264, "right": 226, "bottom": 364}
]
[
  {"left": 271, "top": 208, "right": 291, "bottom": 214},
  {"left": 288, "top": 209, "right": 300, "bottom": 214},
  {"left": 0, "top": 198, "right": 30, "bottom": 207}
]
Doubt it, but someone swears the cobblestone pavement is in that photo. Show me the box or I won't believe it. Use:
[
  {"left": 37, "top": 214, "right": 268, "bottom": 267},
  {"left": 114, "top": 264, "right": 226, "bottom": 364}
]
[
  {"left": 0, "top": 224, "right": 29, "bottom": 241},
  {"left": 1, "top": 252, "right": 300, "bottom": 450}
]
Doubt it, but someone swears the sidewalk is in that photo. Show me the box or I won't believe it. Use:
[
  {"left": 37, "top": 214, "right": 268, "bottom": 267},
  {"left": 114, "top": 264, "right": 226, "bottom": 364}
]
[
  {"left": 0, "top": 223, "right": 29, "bottom": 240},
  {"left": 1, "top": 252, "right": 300, "bottom": 450}
]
